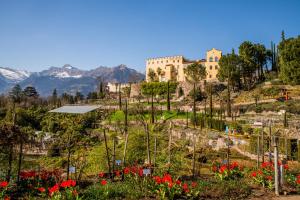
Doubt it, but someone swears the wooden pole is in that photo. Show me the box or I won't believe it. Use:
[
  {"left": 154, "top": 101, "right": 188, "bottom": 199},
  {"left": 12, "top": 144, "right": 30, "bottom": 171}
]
[
  {"left": 146, "top": 124, "right": 151, "bottom": 165},
  {"left": 193, "top": 83, "right": 196, "bottom": 129},
  {"left": 112, "top": 138, "right": 116, "bottom": 179},
  {"left": 227, "top": 131, "right": 230, "bottom": 169},
  {"left": 285, "top": 136, "right": 288, "bottom": 160},
  {"left": 122, "top": 100, "right": 128, "bottom": 168},
  {"left": 167, "top": 81, "right": 170, "bottom": 111},
  {"left": 192, "top": 133, "right": 196, "bottom": 177},
  {"left": 168, "top": 122, "right": 172, "bottom": 166},
  {"left": 17, "top": 140, "right": 23, "bottom": 183},
  {"left": 257, "top": 135, "right": 260, "bottom": 168},
  {"left": 151, "top": 88, "right": 154, "bottom": 124},
  {"left": 66, "top": 129, "right": 71, "bottom": 180},
  {"left": 186, "top": 110, "right": 189, "bottom": 128},
  {"left": 103, "top": 129, "right": 111, "bottom": 178},
  {"left": 269, "top": 120, "right": 272, "bottom": 162},
  {"left": 118, "top": 84, "right": 122, "bottom": 110},
  {"left": 274, "top": 136, "right": 280, "bottom": 196},
  {"left": 262, "top": 126, "right": 264, "bottom": 163},
  {"left": 123, "top": 134, "right": 128, "bottom": 167},
  {"left": 153, "top": 137, "right": 157, "bottom": 173}
]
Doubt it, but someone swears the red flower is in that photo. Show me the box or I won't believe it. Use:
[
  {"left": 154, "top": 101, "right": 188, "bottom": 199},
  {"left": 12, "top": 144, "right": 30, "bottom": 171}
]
[
  {"left": 101, "top": 179, "right": 107, "bottom": 186},
  {"left": 296, "top": 178, "right": 300, "bottom": 185},
  {"left": 182, "top": 183, "right": 189, "bottom": 193},
  {"left": 168, "top": 182, "right": 173, "bottom": 188},
  {"left": 162, "top": 174, "right": 172, "bottom": 184},
  {"left": 98, "top": 172, "right": 105, "bottom": 178},
  {"left": 266, "top": 175, "right": 273, "bottom": 181},
  {"left": 61, "top": 180, "right": 76, "bottom": 188},
  {"left": 124, "top": 167, "right": 130, "bottom": 174},
  {"left": 283, "top": 164, "right": 289, "bottom": 170},
  {"left": 48, "top": 184, "right": 59, "bottom": 196},
  {"left": 257, "top": 170, "right": 263, "bottom": 175},
  {"left": 130, "top": 166, "right": 137, "bottom": 174},
  {"left": 115, "top": 170, "right": 120, "bottom": 177},
  {"left": 20, "top": 171, "right": 36, "bottom": 179},
  {"left": 251, "top": 171, "right": 257, "bottom": 177},
  {"left": 230, "top": 162, "right": 238, "bottom": 170},
  {"left": 38, "top": 187, "right": 46, "bottom": 193},
  {"left": 153, "top": 176, "right": 162, "bottom": 184},
  {"left": 138, "top": 168, "right": 143, "bottom": 177},
  {"left": 191, "top": 182, "right": 197, "bottom": 188},
  {"left": 175, "top": 180, "right": 181, "bottom": 185},
  {"left": 219, "top": 165, "right": 227, "bottom": 173},
  {"left": 0, "top": 181, "right": 8, "bottom": 188},
  {"left": 4, "top": 196, "right": 10, "bottom": 200}
]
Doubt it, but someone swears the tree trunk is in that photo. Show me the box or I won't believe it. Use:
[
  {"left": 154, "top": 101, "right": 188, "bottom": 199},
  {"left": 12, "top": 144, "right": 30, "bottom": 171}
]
[
  {"left": 167, "top": 81, "right": 170, "bottom": 111},
  {"left": 227, "top": 80, "right": 231, "bottom": 117},
  {"left": 193, "top": 83, "right": 196, "bottom": 128},
  {"left": 151, "top": 88, "right": 154, "bottom": 124}
]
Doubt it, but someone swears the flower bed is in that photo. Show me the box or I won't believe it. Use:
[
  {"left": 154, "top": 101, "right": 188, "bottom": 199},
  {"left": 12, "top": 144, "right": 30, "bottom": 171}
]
[{"left": 211, "top": 161, "right": 244, "bottom": 180}]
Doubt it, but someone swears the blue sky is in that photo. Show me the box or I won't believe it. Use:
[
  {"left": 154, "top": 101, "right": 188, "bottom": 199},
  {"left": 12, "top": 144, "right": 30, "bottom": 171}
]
[{"left": 0, "top": 0, "right": 299, "bottom": 73}]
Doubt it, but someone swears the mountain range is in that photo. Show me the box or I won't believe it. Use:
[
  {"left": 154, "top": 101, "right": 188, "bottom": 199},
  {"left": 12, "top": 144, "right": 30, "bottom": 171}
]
[{"left": 0, "top": 64, "right": 144, "bottom": 96}]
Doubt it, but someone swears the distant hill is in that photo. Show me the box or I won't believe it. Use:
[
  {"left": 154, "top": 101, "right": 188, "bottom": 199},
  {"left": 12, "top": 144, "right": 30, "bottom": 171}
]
[{"left": 0, "top": 64, "right": 144, "bottom": 96}]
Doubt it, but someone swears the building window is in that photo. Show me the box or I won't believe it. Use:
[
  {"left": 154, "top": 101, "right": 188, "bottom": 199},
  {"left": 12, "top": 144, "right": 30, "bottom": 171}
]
[
  {"left": 209, "top": 75, "right": 212, "bottom": 78},
  {"left": 177, "top": 60, "right": 180, "bottom": 63},
  {"left": 215, "top": 65, "right": 218, "bottom": 70},
  {"left": 166, "top": 60, "right": 168, "bottom": 63},
  {"left": 173, "top": 60, "right": 175, "bottom": 63},
  {"left": 210, "top": 65, "right": 212, "bottom": 70},
  {"left": 215, "top": 57, "right": 219, "bottom": 62},
  {"left": 161, "top": 61, "right": 163, "bottom": 63},
  {"left": 209, "top": 57, "right": 213, "bottom": 62}
]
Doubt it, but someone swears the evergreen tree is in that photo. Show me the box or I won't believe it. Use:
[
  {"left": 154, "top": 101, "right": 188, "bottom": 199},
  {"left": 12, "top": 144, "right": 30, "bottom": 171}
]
[
  {"left": 52, "top": 88, "right": 58, "bottom": 106},
  {"left": 9, "top": 84, "right": 23, "bottom": 103},
  {"left": 217, "top": 52, "right": 241, "bottom": 117},
  {"left": 75, "top": 91, "right": 84, "bottom": 103},
  {"left": 281, "top": 30, "right": 285, "bottom": 42},
  {"left": 23, "top": 86, "right": 39, "bottom": 98},
  {"left": 278, "top": 35, "right": 300, "bottom": 85}
]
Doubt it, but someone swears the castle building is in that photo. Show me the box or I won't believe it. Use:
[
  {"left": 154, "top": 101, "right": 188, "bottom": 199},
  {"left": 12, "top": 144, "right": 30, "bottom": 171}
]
[{"left": 146, "top": 48, "right": 222, "bottom": 82}]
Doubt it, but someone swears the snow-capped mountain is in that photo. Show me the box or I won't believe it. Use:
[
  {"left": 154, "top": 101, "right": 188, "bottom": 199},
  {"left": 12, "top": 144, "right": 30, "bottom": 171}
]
[
  {"left": 39, "top": 64, "right": 84, "bottom": 79},
  {"left": 0, "top": 64, "right": 144, "bottom": 96},
  {"left": 0, "top": 67, "right": 31, "bottom": 83}
]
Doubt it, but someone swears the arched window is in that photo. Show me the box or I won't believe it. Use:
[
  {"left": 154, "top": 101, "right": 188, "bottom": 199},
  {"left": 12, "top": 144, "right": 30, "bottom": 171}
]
[
  {"left": 209, "top": 65, "right": 212, "bottom": 70},
  {"left": 215, "top": 65, "right": 218, "bottom": 70},
  {"left": 215, "top": 57, "right": 219, "bottom": 62},
  {"left": 209, "top": 57, "right": 213, "bottom": 62}
]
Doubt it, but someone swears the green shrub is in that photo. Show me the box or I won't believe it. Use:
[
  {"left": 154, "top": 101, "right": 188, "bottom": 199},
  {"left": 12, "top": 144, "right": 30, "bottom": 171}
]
[
  {"left": 261, "top": 87, "right": 281, "bottom": 97},
  {"left": 243, "top": 125, "right": 253, "bottom": 135},
  {"left": 82, "top": 181, "right": 145, "bottom": 200}
]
